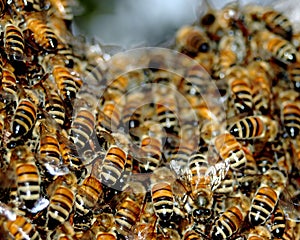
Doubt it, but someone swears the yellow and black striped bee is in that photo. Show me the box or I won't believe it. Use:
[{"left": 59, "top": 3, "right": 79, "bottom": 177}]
[
  {"left": 210, "top": 205, "right": 244, "bottom": 239},
  {"left": 24, "top": 13, "right": 59, "bottom": 52},
  {"left": 228, "top": 115, "right": 278, "bottom": 143},
  {"left": 2, "top": 210, "right": 41, "bottom": 240},
  {"left": 1, "top": 66, "right": 18, "bottom": 110},
  {"left": 45, "top": 90, "right": 66, "bottom": 127},
  {"left": 73, "top": 175, "right": 103, "bottom": 233},
  {"left": 151, "top": 181, "right": 174, "bottom": 222},
  {"left": 138, "top": 135, "right": 163, "bottom": 173},
  {"left": 96, "top": 100, "right": 121, "bottom": 134},
  {"left": 214, "top": 132, "right": 247, "bottom": 171},
  {"left": 46, "top": 173, "right": 77, "bottom": 230},
  {"left": 175, "top": 25, "right": 210, "bottom": 57},
  {"left": 246, "top": 226, "right": 272, "bottom": 240},
  {"left": 10, "top": 146, "right": 41, "bottom": 210},
  {"left": 113, "top": 182, "right": 145, "bottom": 237},
  {"left": 155, "top": 96, "right": 179, "bottom": 135},
  {"left": 244, "top": 4, "right": 293, "bottom": 40},
  {"left": 249, "top": 186, "right": 278, "bottom": 226},
  {"left": 269, "top": 206, "right": 286, "bottom": 238},
  {"left": 52, "top": 64, "right": 82, "bottom": 107},
  {"left": 281, "top": 100, "right": 300, "bottom": 139},
  {"left": 252, "top": 30, "right": 297, "bottom": 64},
  {"left": 11, "top": 98, "right": 37, "bottom": 138},
  {"left": 247, "top": 60, "right": 273, "bottom": 115},
  {"left": 288, "top": 62, "right": 300, "bottom": 92},
  {"left": 70, "top": 108, "right": 95, "bottom": 150},
  {"left": 39, "top": 120, "right": 62, "bottom": 167},
  {"left": 186, "top": 150, "right": 213, "bottom": 223},
  {"left": 4, "top": 19, "right": 25, "bottom": 61},
  {"left": 98, "top": 145, "right": 127, "bottom": 188}
]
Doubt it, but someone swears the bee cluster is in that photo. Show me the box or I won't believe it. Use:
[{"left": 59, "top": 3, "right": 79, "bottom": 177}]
[{"left": 0, "top": 0, "right": 299, "bottom": 239}]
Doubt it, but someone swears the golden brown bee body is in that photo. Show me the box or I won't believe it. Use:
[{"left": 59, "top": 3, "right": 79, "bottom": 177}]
[
  {"left": 288, "top": 62, "right": 300, "bottom": 92},
  {"left": 11, "top": 146, "right": 41, "bottom": 210},
  {"left": 1, "top": 67, "right": 18, "bottom": 107},
  {"left": 4, "top": 214, "right": 41, "bottom": 240},
  {"left": 39, "top": 124, "right": 61, "bottom": 165},
  {"left": 96, "top": 101, "right": 121, "bottom": 133},
  {"left": 75, "top": 175, "right": 103, "bottom": 215},
  {"left": 45, "top": 91, "right": 66, "bottom": 126},
  {"left": 270, "top": 206, "right": 286, "bottom": 238},
  {"left": 99, "top": 145, "right": 126, "bottom": 187},
  {"left": 4, "top": 21, "right": 25, "bottom": 61},
  {"left": 253, "top": 30, "right": 297, "bottom": 64},
  {"left": 11, "top": 99, "right": 37, "bottom": 138},
  {"left": 46, "top": 184, "right": 75, "bottom": 230},
  {"left": 281, "top": 101, "right": 300, "bottom": 139},
  {"left": 210, "top": 206, "right": 244, "bottom": 239},
  {"left": 214, "top": 133, "right": 247, "bottom": 171},
  {"left": 70, "top": 108, "right": 95, "bottom": 149},
  {"left": 139, "top": 135, "right": 162, "bottom": 173},
  {"left": 151, "top": 181, "right": 174, "bottom": 222},
  {"left": 249, "top": 186, "right": 278, "bottom": 226},
  {"left": 52, "top": 65, "right": 79, "bottom": 104},
  {"left": 26, "top": 16, "right": 58, "bottom": 51},
  {"left": 175, "top": 25, "right": 210, "bottom": 56},
  {"left": 261, "top": 9, "right": 293, "bottom": 40}
]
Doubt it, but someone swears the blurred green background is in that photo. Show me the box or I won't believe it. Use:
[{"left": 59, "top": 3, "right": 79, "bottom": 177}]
[{"left": 74, "top": 0, "right": 199, "bottom": 49}]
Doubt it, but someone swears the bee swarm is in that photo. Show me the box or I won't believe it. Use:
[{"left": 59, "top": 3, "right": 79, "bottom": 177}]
[{"left": 0, "top": 1, "right": 299, "bottom": 240}]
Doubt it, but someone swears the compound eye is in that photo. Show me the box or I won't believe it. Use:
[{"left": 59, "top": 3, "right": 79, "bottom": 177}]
[{"left": 201, "top": 13, "right": 216, "bottom": 26}]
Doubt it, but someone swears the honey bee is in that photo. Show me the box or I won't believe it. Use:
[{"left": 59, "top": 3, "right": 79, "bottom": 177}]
[
  {"left": 75, "top": 175, "right": 103, "bottom": 214},
  {"left": 175, "top": 25, "right": 210, "bottom": 56},
  {"left": 247, "top": 60, "right": 273, "bottom": 115},
  {"left": 39, "top": 121, "right": 62, "bottom": 167},
  {"left": 4, "top": 19, "right": 25, "bottom": 61},
  {"left": 244, "top": 5, "right": 293, "bottom": 40},
  {"left": 1, "top": 67, "right": 18, "bottom": 109},
  {"left": 46, "top": 173, "right": 76, "bottom": 230},
  {"left": 96, "top": 100, "right": 121, "bottom": 134},
  {"left": 252, "top": 30, "right": 297, "bottom": 64},
  {"left": 9, "top": 146, "right": 41, "bottom": 210},
  {"left": 98, "top": 145, "right": 126, "bottom": 187},
  {"left": 24, "top": 13, "right": 59, "bottom": 51},
  {"left": 70, "top": 108, "right": 95, "bottom": 150},
  {"left": 200, "top": 1, "right": 240, "bottom": 41},
  {"left": 155, "top": 96, "right": 179, "bottom": 135},
  {"left": 2, "top": 210, "right": 41, "bottom": 240},
  {"left": 268, "top": 206, "right": 286, "bottom": 238},
  {"left": 52, "top": 65, "right": 81, "bottom": 107},
  {"left": 45, "top": 90, "right": 66, "bottom": 126},
  {"left": 151, "top": 181, "right": 174, "bottom": 222},
  {"left": 214, "top": 132, "right": 247, "bottom": 171},
  {"left": 113, "top": 182, "right": 145, "bottom": 236},
  {"left": 228, "top": 115, "right": 278, "bottom": 143},
  {"left": 213, "top": 30, "right": 246, "bottom": 79},
  {"left": 281, "top": 100, "right": 300, "bottom": 139},
  {"left": 187, "top": 150, "right": 213, "bottom": 223},
  {"left": 210, "top": 205, "right": 244, "bottom": 239},
  {"left": 103, "top": 75, "right": 128, "bottom": 104},
  {"left": 288, "top": 62, "right": 300, "bottom": 92},
  {"left": 11, "top": 98, "right": 37, "bottom": 138},
  {"left": 246, "top": 226, "right": 272, "bottom": 240},
  {"left": 249, "top": 186, "right": 278, "bottom": 226},
  {"left": 9, "top": 0, "right": 45, "bottom": 12}
]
